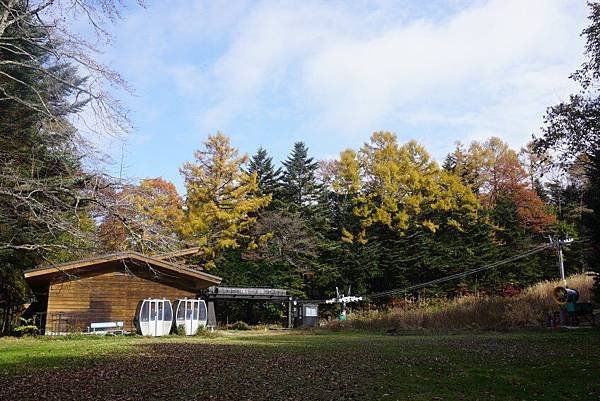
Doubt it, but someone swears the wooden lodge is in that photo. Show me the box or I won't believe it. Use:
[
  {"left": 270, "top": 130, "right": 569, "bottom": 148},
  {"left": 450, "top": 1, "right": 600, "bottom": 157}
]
[{"left": 23, "top": 250, "right": 222, "bottom": 334}]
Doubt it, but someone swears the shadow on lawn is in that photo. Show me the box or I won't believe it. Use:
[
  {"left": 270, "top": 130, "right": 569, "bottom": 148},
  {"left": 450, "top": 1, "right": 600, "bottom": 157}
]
[
  {"left": 1, "top": 330, "right": 599, "bottom": 401},
  {"left": 0, "top": 340, "right": 382, "bottom": 401}
]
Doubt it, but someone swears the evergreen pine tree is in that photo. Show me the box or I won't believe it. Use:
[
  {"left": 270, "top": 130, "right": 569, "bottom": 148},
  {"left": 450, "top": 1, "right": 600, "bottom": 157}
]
[
  {"left": 280, "top": 142, "right": 323, "bottom": 213},
  {"left": 248, "top": 147, "right": 282, "bottom": 196},
  {"left": 0, "top": 12, "right": 102, "bottom": 332}
]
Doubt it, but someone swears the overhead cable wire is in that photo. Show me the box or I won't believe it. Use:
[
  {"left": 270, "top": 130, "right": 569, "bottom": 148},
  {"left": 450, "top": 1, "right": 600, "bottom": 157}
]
[{"left": 367, "top": 242, "right": 554, "bottom": 299}]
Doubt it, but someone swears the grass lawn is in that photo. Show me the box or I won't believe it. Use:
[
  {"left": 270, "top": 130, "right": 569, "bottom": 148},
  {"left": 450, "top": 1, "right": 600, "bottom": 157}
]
[{"left": 0, "top": 329, "right": 599, "bottom": 400}]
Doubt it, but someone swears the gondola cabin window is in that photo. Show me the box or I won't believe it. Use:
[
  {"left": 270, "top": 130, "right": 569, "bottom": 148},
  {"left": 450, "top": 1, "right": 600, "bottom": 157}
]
[
  {"left": 141, "top": 302, "right": 149, "bottom": 322},
  {"left": 186, "top": 301, "right": 193, "bottom": 320},
  {"left": 164, "top": 302, "right": 172, "bottom": 322},
  {"left": 199, "top": 303, "right": 207, "bottom": 321}
]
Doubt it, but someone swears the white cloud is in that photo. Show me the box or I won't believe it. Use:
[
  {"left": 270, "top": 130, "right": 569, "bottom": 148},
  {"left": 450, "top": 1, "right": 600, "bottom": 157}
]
[
  {"left": 106, "top": 0, "right": 588, "bottom": 161},
  {"left": 181, "top": 0, "right": 585, "bottom": 153}
]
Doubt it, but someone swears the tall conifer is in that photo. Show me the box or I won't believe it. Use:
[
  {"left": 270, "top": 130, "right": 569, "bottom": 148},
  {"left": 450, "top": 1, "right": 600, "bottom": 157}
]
[
  {"left": 280, "top": 142, "right": 323, "bottom": 213},
  {"left": 248, "top": 147, "right": 282, "bottom": 196}
]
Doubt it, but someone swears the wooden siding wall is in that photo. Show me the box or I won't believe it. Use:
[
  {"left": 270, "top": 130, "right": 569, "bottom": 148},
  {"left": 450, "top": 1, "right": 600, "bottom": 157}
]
[{"left": 46, "top": 271, "right": 195, "bottom": 333}]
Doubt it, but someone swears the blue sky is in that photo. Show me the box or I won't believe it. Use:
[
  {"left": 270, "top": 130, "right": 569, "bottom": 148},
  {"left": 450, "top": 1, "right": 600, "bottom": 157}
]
[{"left": 83, "top": 0, "right": 588, "bottom": 192}]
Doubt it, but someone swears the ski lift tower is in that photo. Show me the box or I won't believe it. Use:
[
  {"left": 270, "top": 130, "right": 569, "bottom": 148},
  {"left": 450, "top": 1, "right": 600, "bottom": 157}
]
[{"left": 325, "top": 286, "right": 363, "bottom": 320}]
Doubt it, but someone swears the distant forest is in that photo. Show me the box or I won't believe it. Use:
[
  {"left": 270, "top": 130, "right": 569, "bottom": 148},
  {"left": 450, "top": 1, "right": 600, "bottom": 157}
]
[
  {"left": 94, "top": 132, "right": 591, "bottom": 302},
  {"left": 1, "top": 1, "right": 599, "bottom": 327}
]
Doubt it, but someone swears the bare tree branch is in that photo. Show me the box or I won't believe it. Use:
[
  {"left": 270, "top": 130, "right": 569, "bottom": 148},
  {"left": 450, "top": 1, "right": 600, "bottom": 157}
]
[{"left": 0, "top": 0, "right": 143, "bottom": 136}]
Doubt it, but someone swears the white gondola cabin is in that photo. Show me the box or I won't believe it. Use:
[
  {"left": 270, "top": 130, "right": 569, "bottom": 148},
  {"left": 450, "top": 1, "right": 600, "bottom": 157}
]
[
  {"left": 174, "top": 298, "right": 207, "bottom": 335},
  {"left": 135, "top": 299, "right": 173, "bottom": 336}
]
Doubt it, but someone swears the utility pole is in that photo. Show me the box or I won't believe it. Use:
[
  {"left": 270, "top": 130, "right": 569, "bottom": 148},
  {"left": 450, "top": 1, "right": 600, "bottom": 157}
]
[
  {"left": 557, "top": 239, "right": 566, "bottom": 287},
  {"left": 549, "top": 237, "right": 573, "bottom": 327},
  {"left": 549, "top": 237, "right": 573, "bottom": 286}
]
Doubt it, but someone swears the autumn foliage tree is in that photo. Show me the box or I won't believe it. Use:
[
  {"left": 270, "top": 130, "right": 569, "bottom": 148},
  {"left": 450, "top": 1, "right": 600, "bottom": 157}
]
[
  {"left": 485, "top": 153, "right": 555, "bottom": 233},
  {"left": 98, "top": 178, "right": 184, "bottom": 253},
  {"left": 132, "top": 178, "right": 184, "bottom": 246},
  {"left": 445, "top": 137, "right": 556, "bottom": 233},
  {"left": 341, "top": 132, "right": 480, "bottom": 243},
  {"left": 312, "top": 132, "right": 504, "bottom": 298},
  {"left": 180, "top": 133, "right": 271, "bottom": 269}
]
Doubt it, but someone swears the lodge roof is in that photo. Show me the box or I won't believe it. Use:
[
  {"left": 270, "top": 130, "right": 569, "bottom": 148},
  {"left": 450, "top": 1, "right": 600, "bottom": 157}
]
[{"left": 23, "top": 250, "right": 222, "bottom": 286}]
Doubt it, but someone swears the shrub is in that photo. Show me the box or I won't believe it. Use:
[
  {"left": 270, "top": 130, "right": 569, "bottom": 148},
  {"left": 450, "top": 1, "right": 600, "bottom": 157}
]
[
  {"left": 230, "top": 321, "right": 251, "bottom": 330},
  {"left": 13, "top": 317, "right": 38, "bottom": 336},
  {"left": 175, "top": 324, "right": 186, "bottom": 336},
  {"left": 195, "top": 325, "right": 220, "bottom": 338}
]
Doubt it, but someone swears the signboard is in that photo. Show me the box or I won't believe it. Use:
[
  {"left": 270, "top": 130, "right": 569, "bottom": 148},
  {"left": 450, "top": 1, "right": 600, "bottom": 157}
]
[
  {"left": 305, "top": 306, "right": 318, "bottom": 317},
  {"left": 205, "top": 286, "right": 290, "bottom": 300}
]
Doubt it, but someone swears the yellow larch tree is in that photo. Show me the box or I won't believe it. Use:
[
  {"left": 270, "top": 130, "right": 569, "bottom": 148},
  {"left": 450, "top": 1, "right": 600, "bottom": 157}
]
[
  {"left": 180, "top": 132, "right": 271, "bottom": 268},
  {"left": 347, "top": 131, "right": 480, "bottom": 242}
]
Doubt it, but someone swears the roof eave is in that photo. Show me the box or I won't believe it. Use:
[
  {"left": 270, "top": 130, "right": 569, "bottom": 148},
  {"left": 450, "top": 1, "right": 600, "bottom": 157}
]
[{"left": 23, "top": 252, "right": 222, "bottom": 285}]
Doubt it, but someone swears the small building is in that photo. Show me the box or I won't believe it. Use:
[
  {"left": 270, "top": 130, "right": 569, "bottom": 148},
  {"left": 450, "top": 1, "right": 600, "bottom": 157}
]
[
  {"left": 23, "top": 251, "right": 222, "bottom": 334},
  {"left": 293, "top": 303, "right": 319, "bottom": 328}
]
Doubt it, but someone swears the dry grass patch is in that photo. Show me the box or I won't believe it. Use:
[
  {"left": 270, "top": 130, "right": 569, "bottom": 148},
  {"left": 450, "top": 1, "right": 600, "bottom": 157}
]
[{"left": 332, "top": 274, "right": 595, "bottom": 331}]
